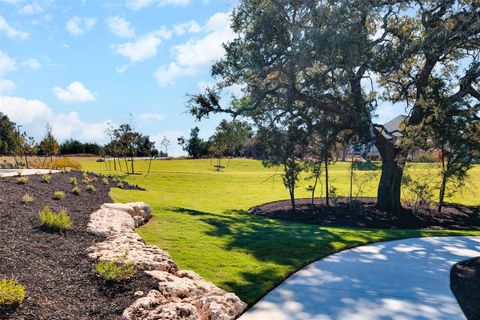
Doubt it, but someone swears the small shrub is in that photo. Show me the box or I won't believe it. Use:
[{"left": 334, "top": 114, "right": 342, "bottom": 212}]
[
  {"left": 86, "top": 184, "right": 96, "bottom": 192},
  {"left": 0, "top": 278, "right": 26, "bottom": 306},
  {"left": 72, "top": 186, "right": 81, "bottom": 195},
  {"left": 45, "top": 157, "right": 81, "bottom": 170},
  {"left": 22, "top": 194, "right": 34, "bottom": 204},
  {"left": 82, "top": 177, "right": 90, "bottom": 184},
  {"left": 16, "top": 177, "right": 28, "bottom": 185},
  {"left": 53, "top": 191, "right": 65, "bottom": 200},
  {"left": 95, "top": 260, "right": 136, "bottom": 281},
  {"left": 102, "top": 177, "right": 109, "bottom": 185},
  {"left": 70, "top": 177, "right": 78, "bottom": 185},
  {"left": 39, "top": 206, "right": 72, "bottom": 230},
  {"left": 41, "top": 175, "right": 52, "bottom": 183},
  {"left": 116, "top": 182, "right": 124, "bottom": 189}
]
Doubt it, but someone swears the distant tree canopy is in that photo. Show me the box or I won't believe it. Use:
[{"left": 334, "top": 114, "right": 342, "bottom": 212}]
[
  {"left": 38, "top": 124, "right": 60, "bottom": 158},
  {"left": 60, "top": 139, "right": 104, "bottom": 155},
  {"left": 0, "top": 112, "right": 18, "bottom": 156},
  {"left": 178, "top": 127, "right": 210, "bottom": 159}
]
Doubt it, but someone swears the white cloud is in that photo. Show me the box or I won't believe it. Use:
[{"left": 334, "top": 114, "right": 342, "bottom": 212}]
[
  {"left": 115, "top": 64, "right": 129, "bottom": 74},
  {"left": 137, "top": 113, "right": 165, "bottom": 122},
  {"left": 0, "top": 79, "right": 16, "bottom": 94},
  {"left": 106, "top": 16, "right": 135, "bottom": 38},
  {"left": 126, "top": 0, "right": 152, "bottom": 11},
  {"left": 0, "top": 51, "right": 17, "bottom": 94},
  {"left": 18, "top": 3, "right": 43, "bottom": 15},
  {"left": 0, "top": 16, "right": 29, "bottom": 40},
  {"left": 173, "top": 20, "right": 201, "bottom": 35},
  {"left": 22, "top": 58, "right": 42, "bottom": 70},
  {"left": 112, "top": 27, "right": 171, "bottom": 62},
  {"left": 0, "top": 95, "right": 113, "bottom": 142},
  {"left": 154, "top": 12, "right": 234, "bottom": 86},
  {"left": 126, "top": 0, "right": 189, "bottom": 11},
  {"left": 52, "top": 81, "right": 96, "bottom": 103},
  {"left": 65, "top": 16, "right": 97, "bottom": 36}
]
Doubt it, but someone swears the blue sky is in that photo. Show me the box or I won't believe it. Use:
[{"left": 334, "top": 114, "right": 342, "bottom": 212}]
[{"left": 0, "top": 0, "right": 400, "bottom": 156}]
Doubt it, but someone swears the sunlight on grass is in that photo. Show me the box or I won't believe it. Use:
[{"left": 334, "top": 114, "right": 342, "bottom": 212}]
[{"left": 82, "top": 158, "right": 480, "bottom": 304}]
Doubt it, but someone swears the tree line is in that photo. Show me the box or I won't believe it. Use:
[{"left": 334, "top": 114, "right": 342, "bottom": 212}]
[
  {"left": 187, "top": 0, "right": 480, "bottom": 213},
  {"left": 0, "top": 113, "right": 167, "bottom": 174}
]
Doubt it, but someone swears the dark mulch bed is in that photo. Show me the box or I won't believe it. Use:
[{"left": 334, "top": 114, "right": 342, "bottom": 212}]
[
  {"left": 451, "top": 257, "right": 480, "bottom": 320},
  {"left": 250, "top": 197, "right": 480, "bottom": 230},
  {"left": 0, "top": 171, "right": 155, "bottom": 320}
]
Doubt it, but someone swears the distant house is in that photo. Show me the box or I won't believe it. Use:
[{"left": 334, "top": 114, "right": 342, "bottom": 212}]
[{"left": 347, "top": 115, "right": 407, "bottom": 161}]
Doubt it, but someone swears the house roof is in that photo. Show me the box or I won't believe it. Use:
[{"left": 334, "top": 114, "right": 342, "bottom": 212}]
[{"left": 383, "top": 115, "right": 407, "bottom": 135}]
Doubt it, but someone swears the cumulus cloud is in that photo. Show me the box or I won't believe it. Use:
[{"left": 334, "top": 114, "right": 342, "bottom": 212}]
[
  {"left": 52, "top": 81, "right": 96, "bottom": 103},
  {"left": 112, "top": 27, "right": 171, "bottom": 62},
  {"left": 154, "top": 12, "right": 234, "bottom": 86},
  {"left": 65, "top": 16, "right": 96, "bottom": 36},
  {"left": 126, "top": 0, "right": 189, "bottom": 11},
  {"left": 0, "top": 95, "right": 113, "bottom": 142},
  {"left": 0, "top": 51, "right": 17, "bottom": 94},
  {"left": 173, "top": 20, "right": 201, "bottom": 36},
  {"left": 18, "top": 3, "right": 43, "bottom": 15},
  {"left": 106, "top": 16, "right": 135, "bottom": 38},
  {"left": 22, "top": 58, "right": 42, "bottom": 70},
  {"left": 137, "top": 113, "right": 165, "bottom": 122},
  {"left": 0, "top": 16, "right": 29, "bottom": 40}
]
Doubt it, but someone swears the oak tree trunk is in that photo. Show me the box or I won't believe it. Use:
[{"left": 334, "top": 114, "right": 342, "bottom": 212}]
[{"left": 375, "top": 134, "right": 404, "bottom": 212}]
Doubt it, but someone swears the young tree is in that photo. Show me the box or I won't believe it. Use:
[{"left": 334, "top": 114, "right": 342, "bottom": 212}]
[
  {"left": 39, "top": 124, "right": 60, "bottom": 164},
  {"left": 262, "top": 124, "right": 308, "bottom": 211},
  {"left": 160, "top": 136, "right": 170, "bottom": 157}
]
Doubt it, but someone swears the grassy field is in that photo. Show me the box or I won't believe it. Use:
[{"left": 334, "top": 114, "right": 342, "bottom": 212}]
[{"left": 81, "top": 158, "right": 480, "bottom": 304}]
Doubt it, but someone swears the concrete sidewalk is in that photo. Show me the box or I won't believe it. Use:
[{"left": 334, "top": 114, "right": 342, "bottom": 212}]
[
  {"left": 239, "top": 236, "right": 480, "bottom": 320},
  {"left": 0, "top": 169, "right": 59, "bottom": 177}
]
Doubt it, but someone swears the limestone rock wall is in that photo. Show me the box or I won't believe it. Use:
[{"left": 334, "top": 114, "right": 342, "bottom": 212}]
[{"left": 86, "top": 202, "right": 247, "bottom": 320}]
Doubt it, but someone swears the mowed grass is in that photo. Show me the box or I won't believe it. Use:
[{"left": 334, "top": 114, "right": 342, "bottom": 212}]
[{"left": 82, "top": 159, "right": 480, "bottom": 304}]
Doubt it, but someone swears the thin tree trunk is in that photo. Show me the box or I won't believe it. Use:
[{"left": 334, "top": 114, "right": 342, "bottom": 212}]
[
  {"left": 124, "top": 158, "right": 129, "bottom": 174},
  {"left": 325, "top": 152, "right": 329, "bottom": 207},
  {"left": 438, "top": 147, "right": 447, "bottom": 213},
  {"left": 375, "top": 134, "right": 404, "bottom": 212},
  {"left": 131, "top": 157, "right": 134, "bottom": 174},
  {"left": 350, "top": 155, "right": 354, "bottom": 204},
  {"left": 118, "top": 158, "right": 123, "bottom": 172},
  {"left": 147, "top": 157, "right": 153, "bottom": 176}
]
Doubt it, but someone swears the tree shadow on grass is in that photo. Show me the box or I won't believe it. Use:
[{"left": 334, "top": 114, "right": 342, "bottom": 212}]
[{"left": 171, "top": 206, "right": 437, "bottom": 304}]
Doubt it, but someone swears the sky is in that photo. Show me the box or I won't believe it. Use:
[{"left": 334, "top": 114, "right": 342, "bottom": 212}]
[{"left": 0, "top": 0, "right": 401, "bottom": 156}]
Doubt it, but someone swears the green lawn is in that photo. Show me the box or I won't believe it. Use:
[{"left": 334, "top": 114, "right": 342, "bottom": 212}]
[{"left": 82, "top": 158, "right": 480, "bottom": 304}]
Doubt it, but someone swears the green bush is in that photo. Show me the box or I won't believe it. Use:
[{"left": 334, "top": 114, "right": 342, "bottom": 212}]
[
  {"left": 102, "top": 177, "right": 109, "bottom": 185},
  {"left": 0, "top": 278, "right": 26, "bottom": 306},
  {"left": 69, "top": 177, "right": 77, "bottom": 185},
  {"left": 116, "top": 182, "right": 124, "bottom": 189},
  {"left": 82, "top": 177, "right": 90, "bottom": 184},
  {"left": 16, "top": 177, "right": 28, "bottom": 185},
  {"left": 39, "top": 206, "right": 72, "bottom": 230},
  {"left": 53, "top": 191, "right": 65, "bottom": 200},
  {"left": 86, "top": 184, "right": 96, "bottom": 192},
  {"left": 41, "top": 174, "right": 52, "bottom": 183},
  {"left": 95, "top": 260, "right": 135, "bottom": 281},
  {"left": 22, "top": 194, "right": 33, "bottom": 204},
  {"left": 72, "top": 186, "right": 81, "bottom": 195}
]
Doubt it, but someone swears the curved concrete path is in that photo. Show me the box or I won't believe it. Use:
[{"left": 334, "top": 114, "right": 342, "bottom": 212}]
[{"left": 239, "top": 236, "right": 480, "bottom": 320}]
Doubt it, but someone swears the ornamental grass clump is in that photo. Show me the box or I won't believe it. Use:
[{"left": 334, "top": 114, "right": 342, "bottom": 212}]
[
  {"left": 0, "top": 278, "right": 26, "bottom": 306},
  {"left": 102, "top": 177, "right": 109, "bottom": 185},
  {"left": 16, "top": 177, "right": 28, "bottom": 185},
  {"left": 72, "top": 186, "right": 81, "bottom": 195},
  {"left": 116, "top": 182, "right": 124, "bottom": 189},
  {"left": 41, "top": 174, "right": 52, "bottom": 183},
  {"left": 53, "top": 191, "right": 65, "bottom": 200},
  {"left": 39, "top": 206, "right": 72, "bottom": 231},
  {"left": 22, "top": 194, "right": 33, "bottom": 204},
  {"left": 86, "top": 184, "right": 96, "bottom": 192},
  {"left": 95, "top": 260, "right": 136, "bottom": 281},
  {"left": 70, "top": 177, "right": 77, "bottom": 185}
]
